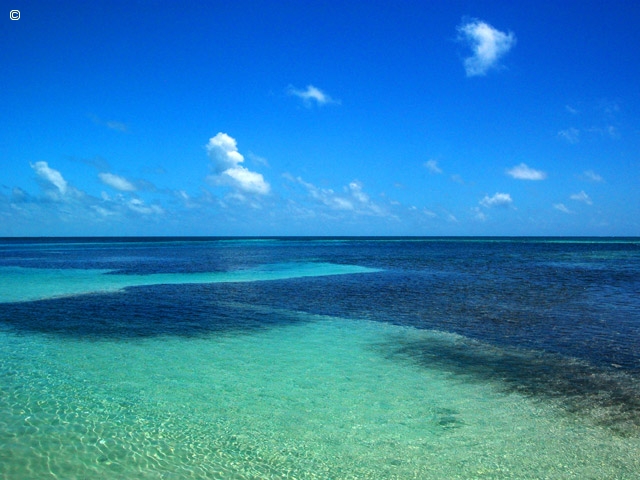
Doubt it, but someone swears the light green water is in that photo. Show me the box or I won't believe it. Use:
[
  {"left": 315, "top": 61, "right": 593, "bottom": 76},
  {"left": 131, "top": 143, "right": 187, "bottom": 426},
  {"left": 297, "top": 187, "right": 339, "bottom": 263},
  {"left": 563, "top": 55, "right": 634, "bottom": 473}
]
[
  {"left": 1, "top": 308, "right": 639, "bottom": 479},
  {"left": 0, "top": 263, "right": 379, "bottom": 304}
]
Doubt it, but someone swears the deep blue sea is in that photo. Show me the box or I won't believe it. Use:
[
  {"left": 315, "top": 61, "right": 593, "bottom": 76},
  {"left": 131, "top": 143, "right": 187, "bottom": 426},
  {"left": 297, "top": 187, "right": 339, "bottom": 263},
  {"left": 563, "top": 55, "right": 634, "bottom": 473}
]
[{"left": 1, "top": 237, "right": 639, "bottom": 478}]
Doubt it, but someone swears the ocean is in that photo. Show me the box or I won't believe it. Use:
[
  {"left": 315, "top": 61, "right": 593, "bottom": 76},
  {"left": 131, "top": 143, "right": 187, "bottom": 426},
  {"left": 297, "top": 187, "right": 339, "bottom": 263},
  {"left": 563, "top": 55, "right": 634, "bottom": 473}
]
[{"left": 1, "top": 237, "right": 639, "bottom": 479}]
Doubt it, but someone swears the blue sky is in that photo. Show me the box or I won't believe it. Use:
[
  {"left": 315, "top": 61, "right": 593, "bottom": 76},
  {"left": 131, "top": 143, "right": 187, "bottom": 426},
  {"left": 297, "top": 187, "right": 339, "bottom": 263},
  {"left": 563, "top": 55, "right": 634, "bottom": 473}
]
[{"left": 2, "top": 0, "right": 639, "bottom": 236}]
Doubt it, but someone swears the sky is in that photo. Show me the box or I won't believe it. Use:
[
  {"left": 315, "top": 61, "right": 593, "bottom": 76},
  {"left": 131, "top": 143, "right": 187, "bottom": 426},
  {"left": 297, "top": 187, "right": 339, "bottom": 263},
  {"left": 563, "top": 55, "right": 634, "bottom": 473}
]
[{"left": 1, "top": 0, "right": 639, "bottom": 236}]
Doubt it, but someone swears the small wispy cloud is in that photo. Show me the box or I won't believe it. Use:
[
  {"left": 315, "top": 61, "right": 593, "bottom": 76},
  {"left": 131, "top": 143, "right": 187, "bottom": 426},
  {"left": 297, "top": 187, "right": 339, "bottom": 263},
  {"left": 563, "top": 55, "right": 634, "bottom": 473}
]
[
  {"left": 285, "top": 175, "right": 387, "bottom": 217},
  {"left": 473, "top": 207, "right": 487, "bottom": 221},
  {"left": 554, "top": 203, "right": 573, "bottom": 214},
  {"left": 506, "top": 163, "right": 547, "bottom": 180},
  {"left": 99, "top": 172, "right": 136, "bottom": 192},
  {"left": 105, "top": 120, "right": 128, "bottom": 132},
  {"left": 558, "top": 128, "right": 580, "bottom": 144},
  {"left": 424, "top": 159, "right": 443, "bottom": 174},
  {"left": 480, "top": 192, "right": 513, "bottom": 208},
  {"left": 450, "top": 174, "right": 465, "bottom": 185},
  {"left": 127, "top": 198, "right": 164, "bottom": 215},
  {"left": 287, "top": 85, "right": 339, "bottom": 107},
  {"left": 570, "top": 190, "right": 593, "bottom": 205},
  {"left": 206, "top": 133, "right": 270, "bottom": 195},
  {"left": 587, "top": 125, "right": 620, "bottom": 139},
  {"left": 89, "top": 114, "right": 128, "bottom": 133},
  {"left": 457, "top": 19, "right": 516, "bottom": 76},
  {"left": 581, "top": 170, "right": 604, "bottom": 182}
]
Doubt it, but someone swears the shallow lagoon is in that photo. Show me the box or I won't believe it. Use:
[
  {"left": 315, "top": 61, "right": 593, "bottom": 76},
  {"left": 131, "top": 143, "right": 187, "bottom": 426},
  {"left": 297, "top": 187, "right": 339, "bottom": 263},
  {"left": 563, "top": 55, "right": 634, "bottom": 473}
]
[{"left": 1, "top": 237, "right": 639, "bottom": 478}]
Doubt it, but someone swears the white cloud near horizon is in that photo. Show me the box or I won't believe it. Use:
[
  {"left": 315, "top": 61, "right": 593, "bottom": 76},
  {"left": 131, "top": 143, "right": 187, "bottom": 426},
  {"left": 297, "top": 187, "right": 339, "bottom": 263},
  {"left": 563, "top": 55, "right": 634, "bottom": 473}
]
[
  {"left": 99, "top": 172, "right": 136, "bottom": 192},
  {"left": 458, "top": 19, "right": 516, "bottom": 76},
  {"left": 127, "top": 198, "right": 164, "bottom": 215},
  {"left": 480, "top": 192, "right": 513, "bottom": 208},
  {"left": 287, "top": 85, "right": 339, "bottom": 107},
  {"left": 30, "top": 161, "right": 68, "bottom": 195},
  {"left": 506, "top": 163, "right": 547, "bottom": 180},
  {"left": 206, "top": 133, "right": 270, "bottom": 195},
  {"left": 285, "top": 174, "right": 387, "bottom": 217}
]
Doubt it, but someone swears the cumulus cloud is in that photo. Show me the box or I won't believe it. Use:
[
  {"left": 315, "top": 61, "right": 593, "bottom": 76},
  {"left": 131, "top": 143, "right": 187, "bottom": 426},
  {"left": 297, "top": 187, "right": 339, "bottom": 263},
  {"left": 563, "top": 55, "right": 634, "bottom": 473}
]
[
  {"left": 206, "top": 133, "right": 270, "bottom": 195},
  {"left": 570, "top": 190, "right": 592, "bottom": 205},
  {"left": 30, "top": 161, "right": 68, "bottom": 195},
  {"left": 99, "top": 172, "right": 136, "bottom": 191},
  {"left": 480, "top": 192, "right": 513, "bottom": 208},
  {"left": 287, "top": 85, "right": 339, "bottom": 107},
  {"left": 458, "top": 19, "right": 516, "bottom": 76},
  {"left": 424, "top": 160, "right": 443, "bottom": 174},
  {"left": 506, "top": 163, "right": 547, "bottom": 180}
]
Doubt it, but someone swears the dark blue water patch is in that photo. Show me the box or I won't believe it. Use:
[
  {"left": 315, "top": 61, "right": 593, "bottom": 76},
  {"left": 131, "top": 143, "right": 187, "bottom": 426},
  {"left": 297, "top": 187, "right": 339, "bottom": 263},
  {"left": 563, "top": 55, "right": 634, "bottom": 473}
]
[
  {"left": 2, "top": 237, "right": 637, "bottom": 371},
  {"left": 209, "top": 268, "right": 640, "bottom": 373},
  {"left": 0, "top": 283, "right": 308, "bottom": 339},
  {"left": 374, "top": 333, "right": 640, "bottom": 436}
]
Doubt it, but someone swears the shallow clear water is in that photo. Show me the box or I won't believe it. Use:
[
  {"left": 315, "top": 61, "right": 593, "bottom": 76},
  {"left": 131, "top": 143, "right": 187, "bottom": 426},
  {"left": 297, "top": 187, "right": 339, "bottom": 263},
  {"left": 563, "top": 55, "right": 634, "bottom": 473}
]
[{"left": 1, "top": 237, "right": 639, "bottom": 478}]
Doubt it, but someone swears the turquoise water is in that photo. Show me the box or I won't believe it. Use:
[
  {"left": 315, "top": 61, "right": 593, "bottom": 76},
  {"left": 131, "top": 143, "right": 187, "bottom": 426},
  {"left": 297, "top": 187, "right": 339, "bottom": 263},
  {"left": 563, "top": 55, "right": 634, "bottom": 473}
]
[
  {"left": 1, "top": 237, "right": 639, "bottom": 478},
  {"left": 0, "top": 263, "right": 378, "bottom": 303},
  {"left": 2, "top": 314, "right": 640, "bottom": 479}
]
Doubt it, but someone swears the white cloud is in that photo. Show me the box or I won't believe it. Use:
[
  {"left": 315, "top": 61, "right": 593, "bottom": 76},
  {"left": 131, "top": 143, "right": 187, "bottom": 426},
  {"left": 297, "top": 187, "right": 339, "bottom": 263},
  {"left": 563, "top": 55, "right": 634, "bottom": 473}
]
[
  {"left": 286, "top": 175, "right": 387, "bottom": 216},
  {"left": 506, "top": 163, "right": 547, "bottom": 180},
  {"left": 480, "top": 192, "right": 513, "bottom": 208},
  {"left": 587, "top": 125, "right": 620, "bottom": 139},
  {"left": 582, "top": 170, "right": 604, "bottom": 182},
  {"left": 424, "top": 159, "right": 443, "bottom": 174},
  {"left": 89, "top": 114, "right": 128, "bottom": 133},
  {"left": 472, "top": 207, "right": 487, "bottom": 221},
  {"left": 91, "top": 205, "right": 117, "bottom": 217},
  {"left": 348, "top": 181, "right": 370, "bottom": 204},
  {"left": 219, "top": 167, "right": 271, "bottom": 195},
  {"left": 558, "top": 127, "right": 580, "bottom": 144},
  {"left": 248, "top": 152, "right": 269, "bottom": 167},
  {"left": 287, "top": 85, "right": 339, "bottom": 106},
  {"left": 292, "top": 176, "right": 354, "bottom": 211},
  {"left": 458, "top": 19, "right": 516, "bottom": 76},
  {"left": 206, "top": 133, "right": 270, "bottom": 195},
  {"left": 554, "top": 203, "right": 573, "bottom": 214},
  {"left": 450, "top": 174, "right": 465, "bottom": 185},
  {"left": 127, "top": 198, "right": 164, "bottom": 215},
  {"left": 99, "top": 172, "right": 136, "bottom": 191},
  {"left": 30, "top": 161, "right": 68, "bottom": 195},
  {"left": 570, "top": 190, "right": 592, "bottom": 205},
  {"left": 105, "top": 120, "right": 128, "bottom": 132}
]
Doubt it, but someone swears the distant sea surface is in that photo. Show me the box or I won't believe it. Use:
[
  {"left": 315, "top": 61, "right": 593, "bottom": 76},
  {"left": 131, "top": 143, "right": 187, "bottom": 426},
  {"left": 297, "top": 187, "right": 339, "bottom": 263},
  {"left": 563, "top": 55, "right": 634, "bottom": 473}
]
[{"left": 1, "top": 237, "right": 639, "bottom": 478}]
